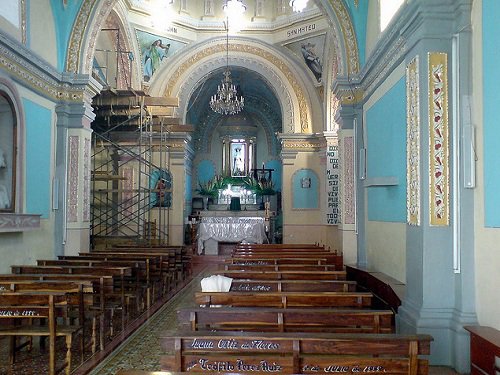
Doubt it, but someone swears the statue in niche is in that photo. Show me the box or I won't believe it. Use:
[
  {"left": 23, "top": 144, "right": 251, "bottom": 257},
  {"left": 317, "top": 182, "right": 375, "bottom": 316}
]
[
  {"left": 232, "top": 146, "right": 245, "bottom": 176},
  {"left": 301, "top": 42, "right": 322, "bottom": 83}
]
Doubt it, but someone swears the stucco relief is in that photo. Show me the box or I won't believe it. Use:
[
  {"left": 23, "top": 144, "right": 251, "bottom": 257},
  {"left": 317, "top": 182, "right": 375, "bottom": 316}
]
[
  {"left": 406, "top": 56, "right": 420, "bottom": 226},
  {"left": 175, "top": 55, "right": 293, "bottom": 134},
  {"left": 328, "top": 0, "right": 359, "bottom": 75},
  {"left": 342, "top": 136, "right": 355, "bottom": 225},
  {"left": 156, "top": 41, "right": 310, "bottom": 134},
  {"left": 67, "top": 136, "right": 79, "bottom": 223},
  {"left": 83, "top": 137, "right": 91, "bottom": 222},
  {"left": 0, "top": 37, "right": 85, "bottom": 102}
]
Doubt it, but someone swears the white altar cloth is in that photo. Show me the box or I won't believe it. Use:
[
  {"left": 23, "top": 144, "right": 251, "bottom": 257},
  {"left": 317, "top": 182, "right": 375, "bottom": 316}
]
[{"left": 198, "top": 216, "right": 267, "bottom": 254}]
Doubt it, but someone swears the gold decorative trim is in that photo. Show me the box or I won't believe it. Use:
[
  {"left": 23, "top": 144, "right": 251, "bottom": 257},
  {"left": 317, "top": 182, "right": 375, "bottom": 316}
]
[
  {"left": 406, "top": 56, "right": 420, "bottom": 226},
  {"left": 428, "top": 52, "right": 449, "bottom": 226},
  {"left": 21, "top": 0, "right": 26, "bottom": 45},
  {"left": 328, "top": 0, "right": 360, "bottom": 75},
  {"left": 165, "top": 42, "right": 310, "bottom": 133},
  {"left": 66, "top": 0, "right": 98, "bottom": 73},
  {"left": 0, "top": 42, "right": 85, "bottom": 102}
]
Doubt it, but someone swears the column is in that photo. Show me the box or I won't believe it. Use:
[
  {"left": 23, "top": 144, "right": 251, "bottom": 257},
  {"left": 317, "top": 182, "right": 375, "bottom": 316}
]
[{"left": 54, "top": 76, "right": 101, "bottom": 256}]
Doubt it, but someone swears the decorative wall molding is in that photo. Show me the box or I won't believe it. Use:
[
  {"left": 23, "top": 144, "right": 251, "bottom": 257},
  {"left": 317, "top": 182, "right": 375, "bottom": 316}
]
[
  {"left": 327, "top": 0, "right": 360, "bottom": 75},
  {"left": 428, "top": 52, "right": 449, "bottom": 226},
  {"left": 83, "top": 137, "right": 91, "bottom": 222},
  {"left": 0, "top": 34, "right": 88, "bottom": 103},
  {"left": 162, "top": 40, "right": 310, "bottom": 133},
  {"left": 0, "top": 213, "right": 41, "bottom": 232},
  {"left": 67, "top": 136, "right": 79, "bottom": 223},
  {"left": 342, "top": 135, "right": 355, "bottom": 225},
  {"left": 406, "top": 56, "right": 420, "bottom": 226}
]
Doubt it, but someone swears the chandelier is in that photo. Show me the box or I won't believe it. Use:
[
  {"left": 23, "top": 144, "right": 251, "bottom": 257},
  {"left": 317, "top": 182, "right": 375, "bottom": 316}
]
[
  {"left": 290, "top": 0, "right": 308, "bottom": 12},
  {"left": 209, "top": 2, "right": 245, "bottom": 116}
]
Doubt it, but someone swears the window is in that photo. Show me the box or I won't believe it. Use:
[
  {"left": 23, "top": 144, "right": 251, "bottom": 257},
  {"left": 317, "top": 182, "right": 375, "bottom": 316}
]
[
  {"left": 380, "top": 0, "right": 404, "bottom": 32},
  {"left": 0, "top": 92, "right": 17, "bottom": 212}
]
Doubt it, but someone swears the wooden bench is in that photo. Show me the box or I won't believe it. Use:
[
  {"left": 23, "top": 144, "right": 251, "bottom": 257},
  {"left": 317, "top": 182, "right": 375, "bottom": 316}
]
[
  {"left": 230, "top": 253, "right": 343, "bottom": 271},
  {"left": 194, "top": 291, "right": 373, "bottom": 308},
  {"left": 235, "top": 243, "right": 326, "bottom": 249},
  {"left": 0, "top": 273, "right": 114, "bottom": 351},
  {"left": 215, "top": 269, "right": 347, "bottom": 280},
  {"left": 159, "top": 330, "right": 433, "bottom": 374},
  {"left": 59, "top": 254, "right": 162, "bottom": 307},
  {"left": 85, "top": 250, "right": 182, "bottom": 292},
  {"left": 37, "top": 259, "right": 150, "bottom": 311},
  {"left": 177, "top": 307, "right": 394, "bottom": 334},
  {"left": 226, "top": 256, "right": 333, "bottom": 265},
  {"left": 221, "top": 263, "right": 339, "bottom": 272},
  {"left": 11, "top": 265, "right": 132, "bottom": 332},
  {"left": 230, "top": 279, "right": 357, "bottom": 292},
  {"left": 94, "top": 246, "right": 191, "bottom": 281},
  {"left": 0, "top": 290, "right": 85, "bottom": 375}
]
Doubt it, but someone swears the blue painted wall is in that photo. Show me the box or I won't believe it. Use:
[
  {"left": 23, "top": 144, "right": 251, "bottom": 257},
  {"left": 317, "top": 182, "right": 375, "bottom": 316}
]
[
  {"left": 49, "top": 0, "right": 84, "bottom": 71},
  {"left": 23, "top": 99, "right": 52, "bottom": 218},
  {"left": 483, "top": 0, "right": 500, "bottom": 227},
  {"left": 265, "top": 159, "right": 282, "bottom": 192},
  {"left": 345, "top": 0, "right": 368, "bottom": 66},
  {"left": 292, "top": 169, "right": 318, "bottom": 209},
  {"left": 365, "top": 77, "right": 406, "bottom": 222},
  {"left": 196, "top": 159, "right": 215, "bottom": 184}
]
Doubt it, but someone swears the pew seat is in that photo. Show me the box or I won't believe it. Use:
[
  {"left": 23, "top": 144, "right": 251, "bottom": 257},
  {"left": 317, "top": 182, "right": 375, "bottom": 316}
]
[
  {"left": 159, "top": 330, "right": 433, "bottom": 374},
  {"left": 195, "top": 291, "right": 373, "bottom": 308},
  {"left": 177, "top": 307, "right": 394, "bottom": 333},
  {"left": 0, "top": 291, "right": 84, "bottom": 375}
]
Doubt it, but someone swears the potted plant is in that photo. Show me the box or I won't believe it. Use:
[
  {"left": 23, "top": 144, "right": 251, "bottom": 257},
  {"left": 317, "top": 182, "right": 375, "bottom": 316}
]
[{"left": 196, "top": 178, "right": 218, "bottom": 210}]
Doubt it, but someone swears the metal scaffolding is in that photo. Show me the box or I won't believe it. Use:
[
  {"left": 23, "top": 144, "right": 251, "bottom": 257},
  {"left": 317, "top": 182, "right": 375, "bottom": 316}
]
[{"left": 90, "top": 89, "right": 177, "bottom": 248}]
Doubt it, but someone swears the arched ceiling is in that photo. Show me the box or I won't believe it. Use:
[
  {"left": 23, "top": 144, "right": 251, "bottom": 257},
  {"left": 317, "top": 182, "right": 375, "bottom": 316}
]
[{"left": 187, "top": 66, "right": 282, "bottom": 153}]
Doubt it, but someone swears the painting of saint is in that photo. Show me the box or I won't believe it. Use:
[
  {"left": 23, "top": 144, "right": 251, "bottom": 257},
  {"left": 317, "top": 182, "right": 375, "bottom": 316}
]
[
  {"left": 136, "top": 30, "right": 187, "bottom": 83},
  {"left": 143, "top": 39, "right": 170, "bottom": 82}
]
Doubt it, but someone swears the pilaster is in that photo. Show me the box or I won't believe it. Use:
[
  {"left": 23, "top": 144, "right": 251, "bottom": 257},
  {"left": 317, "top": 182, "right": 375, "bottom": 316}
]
[{"left": 54, "top": 76, "right": 101, "bottom": 256}]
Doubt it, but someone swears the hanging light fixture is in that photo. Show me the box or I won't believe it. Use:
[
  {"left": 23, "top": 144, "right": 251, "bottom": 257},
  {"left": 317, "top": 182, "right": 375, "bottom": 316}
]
[
  {"left": 290, "top": 0, "right": 308, "bottom": 12},
  {"left": 209, "top": 13, "right": 245, "bottom": 115}
]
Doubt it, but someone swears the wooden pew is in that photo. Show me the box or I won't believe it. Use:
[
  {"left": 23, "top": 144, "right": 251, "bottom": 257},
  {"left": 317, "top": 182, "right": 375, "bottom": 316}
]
[
  {"left": 159, "top": 330, "right": 433, "bottom": 374},
  {"left": 84, "top": 250, "right": 181, "bottom": 292},
  {"left": 0, "top": 273, "right": 113, "bottom": 351},
  {"left": 177, "top": 307, "right": 394, "bottom": 333},
  {"left": 0, "top": 290, "right": 85, "bottom": 375},
  {"left": 235, "top": 243, "right": 325, "bottom": 249},
  {"left": 59, "top": 254, "right": 161, "bottom": 307},
  {"left": 37, "top": 259, "right": 149, "bottom": 312},
  {"left": 221, "top": 263, "right": 339, "bottom": 272},
  {"left": 214, "top": 269, "right": 347, "bottom": 280},
  {"left": 230, "top": 252, "right": 343, "bottom": 270},
  {"left": 95, "top": 246, "right": 191, "bottom": 281},
  {"left": 11, "top": 265, "right": 132, "bottom": 332},
  {"left": 194, "top": 291, "right": 373, "bottom": 308},
  {"left": 226, "top": 256, "right": 332, "bottom": 265},
  {"left": 230, "top": 279, "right": 357, "bottom": 292}
]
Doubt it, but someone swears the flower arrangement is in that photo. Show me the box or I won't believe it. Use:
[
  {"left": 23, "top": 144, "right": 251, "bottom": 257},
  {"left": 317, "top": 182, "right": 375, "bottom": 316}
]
[
  {"left": 195, "top": 178, "right": 218, "bottom": 197},
  {"left": 243, "top": 176, "right": 276, "bottom": 196},
  {"left": 196, "top": 174, "right": 276, "bottom": 198}
]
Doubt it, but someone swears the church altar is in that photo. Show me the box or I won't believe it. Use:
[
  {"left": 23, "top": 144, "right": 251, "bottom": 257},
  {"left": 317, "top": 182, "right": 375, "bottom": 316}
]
[{"left": 197, "top": 216, "right": 268, "bottom": 255}]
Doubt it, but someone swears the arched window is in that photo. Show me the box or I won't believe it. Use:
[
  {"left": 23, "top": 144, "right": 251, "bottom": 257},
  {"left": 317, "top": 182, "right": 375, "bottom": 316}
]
[
  {"left": 0, "top": 92, "right": 17, "bottom": 212},
  {"left": 380, "top": 0, "right": 404, "bottom": 32}
]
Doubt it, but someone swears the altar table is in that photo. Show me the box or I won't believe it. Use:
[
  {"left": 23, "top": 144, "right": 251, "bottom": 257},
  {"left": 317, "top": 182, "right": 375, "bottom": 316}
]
[{"left": 197, "top": 217, "right": 267, "bottom": 254}]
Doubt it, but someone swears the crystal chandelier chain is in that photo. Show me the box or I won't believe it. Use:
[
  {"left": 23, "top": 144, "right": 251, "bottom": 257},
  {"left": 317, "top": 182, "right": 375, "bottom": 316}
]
[{"left": 209, "top": 15, "right": 244, "bottom": 115}]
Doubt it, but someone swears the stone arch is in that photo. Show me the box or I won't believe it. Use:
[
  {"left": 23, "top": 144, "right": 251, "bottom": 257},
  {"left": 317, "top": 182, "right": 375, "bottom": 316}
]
[
  {"left": 148, "top": 37, "right": 318, "bottom": 134},
  {"left": 65, "top": 0, "right": 360, "bottom": 80}
]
